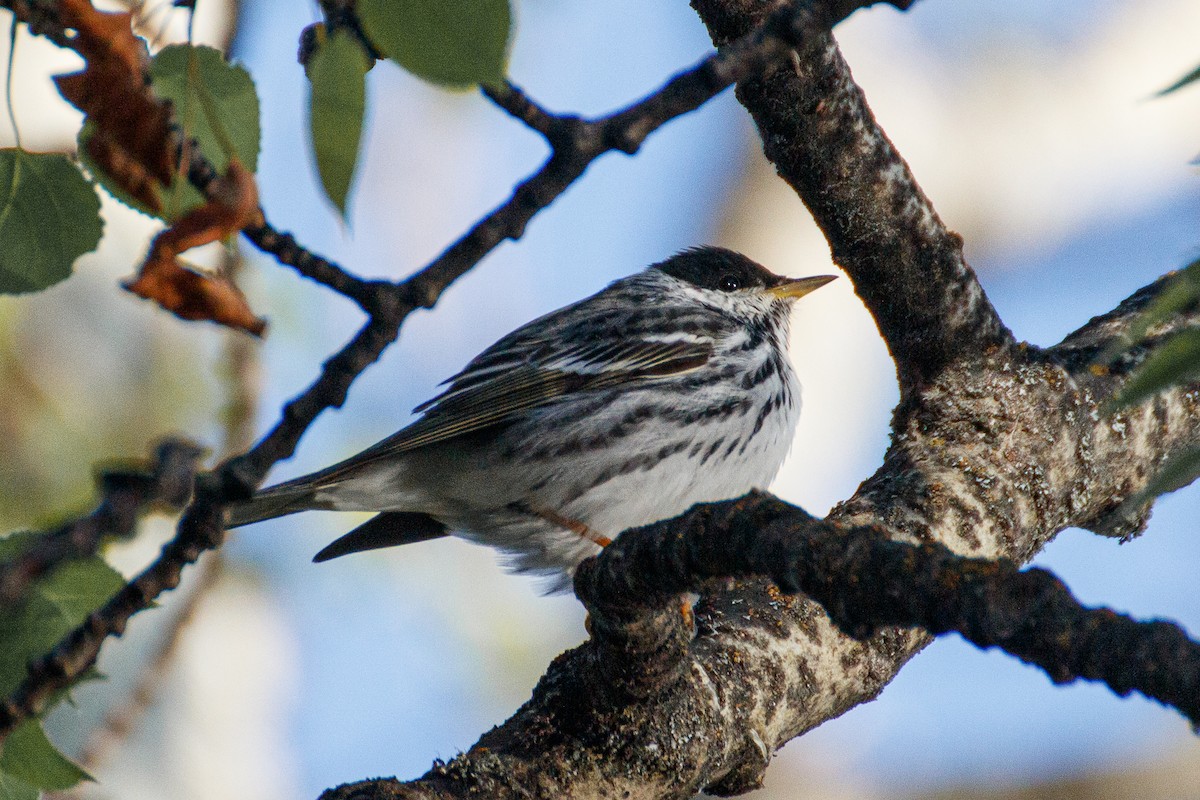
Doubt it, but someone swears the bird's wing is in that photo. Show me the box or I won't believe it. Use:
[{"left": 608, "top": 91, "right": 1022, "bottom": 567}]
[{"left": 344, "top": 333, "right": 713, "bottom": 465}]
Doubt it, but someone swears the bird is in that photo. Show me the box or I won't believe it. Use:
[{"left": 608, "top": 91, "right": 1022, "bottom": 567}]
[{"left": 228, "top": 247, "right": 835, "bottom": 592}]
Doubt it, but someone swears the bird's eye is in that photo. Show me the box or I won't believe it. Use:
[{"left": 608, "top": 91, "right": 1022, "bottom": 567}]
[{"left": 718, "top": 275, "right": 740, "bottom": 292}]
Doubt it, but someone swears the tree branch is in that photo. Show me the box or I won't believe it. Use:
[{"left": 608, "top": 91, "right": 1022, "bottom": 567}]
[
  {"left": 0, "top": 477, "right": 226, "bottom": 736},
  {"left": 694, "top": 0, "right": 1014, "bottom": 390},
  {"left": 320, "top": 248, "right": 1200, "bottom": 800},
  {"left": 573, "top": 492, "right": 1200, "bottom": 723},
  {"left": 0, "top": 440, "right": 202, "bottom": 609},
  {"left": 315, "top": 0, "right": 1200, "bottom": 795}
]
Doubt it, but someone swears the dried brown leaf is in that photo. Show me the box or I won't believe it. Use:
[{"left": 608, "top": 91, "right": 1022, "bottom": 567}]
[
  {"left": 53, "top": 0, "right": 173, "bottom": 210},
  {"left": 124, "top": 162, "right": 266, "bottom": 335}
]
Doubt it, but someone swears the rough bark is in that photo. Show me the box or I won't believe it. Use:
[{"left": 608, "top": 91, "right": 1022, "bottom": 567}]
[{"left": 694, "top": 0, "right": 1011, "bottom": 389}]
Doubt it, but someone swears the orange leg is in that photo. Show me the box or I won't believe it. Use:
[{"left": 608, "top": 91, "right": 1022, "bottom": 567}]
[
  {"left": 679, "top": 597, "right": 694, "bottom": 629},
  {"left": 526, "top": 503, "right": 613, "bottom": 547}
]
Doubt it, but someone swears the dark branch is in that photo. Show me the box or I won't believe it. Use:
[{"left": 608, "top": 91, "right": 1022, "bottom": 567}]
[
  {"left": 574, "top": 491, "right": 1200, "bottom": 725},
  {"left": 482, "top": 82, "right": 562, "bottom": 142},
  {"left": 392, "top": 0, "right": 860, "bottom": 309},
  {"left": 179, "top": 146, "right": 386, "bottom": 312},
  {"left": 693, "top": 0, "right": 1013, "bottom": 390},
  {"left": 0, "top": 440, "right": 203, "bottom": 609},
  {"left": 0, "top": 478, "right": 226, "bottom": 736},
  {"left": 77, "top": 554, "right": 226, "bottom": 769}
]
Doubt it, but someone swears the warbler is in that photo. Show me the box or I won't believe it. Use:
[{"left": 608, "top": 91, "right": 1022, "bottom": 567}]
[{"left": 229, "top": 247, "right": 834, "bottom": 591}]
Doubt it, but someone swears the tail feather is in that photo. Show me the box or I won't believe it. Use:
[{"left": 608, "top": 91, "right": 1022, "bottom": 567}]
[
  {"left": 226, "top": 482, "right": 325, "bottom": 528},
  {"left": 313, "top": 512, "right": 448, "bottom": 562}
]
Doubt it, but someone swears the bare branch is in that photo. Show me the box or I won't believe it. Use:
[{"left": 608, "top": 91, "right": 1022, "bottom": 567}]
[
  {"left": 78, "top": 246, "right": 261, "bottom": 772},
  {"left": 482, "top": 82, "right": 562, "bottom": 141},
  {"left": 77, "top": 554, "right": 226, "bottom": 770},
  {"left": 694, "top": 0, "right": 1014, "bottom": 389},
  {"left": 574, "top": 492, "right": 1200, "bottom": 724},
  {"left": 0, "top": 440, "right": 202, "bottom": 609},
  {"left": 0, "top": 480, "right": 226, "bottom": 736}
]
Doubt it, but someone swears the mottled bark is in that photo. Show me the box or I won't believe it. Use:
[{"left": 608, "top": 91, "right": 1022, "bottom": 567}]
[{"left": 694, "top": 0, "right": 1012, "bottom": 390}]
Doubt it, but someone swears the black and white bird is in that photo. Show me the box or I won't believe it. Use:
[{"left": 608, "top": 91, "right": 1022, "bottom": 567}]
[{"left": 229, "top": 247, "right": 834, "bottom": 591}]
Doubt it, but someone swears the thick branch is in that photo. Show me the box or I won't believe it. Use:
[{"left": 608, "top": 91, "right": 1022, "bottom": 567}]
[
  {"left": 573, "top": 492, "right": 1200, "bottom": 723},
  {"left": 693, "top": 0, "right": 1013, "bottom": 389},
  {"left": 321, "top": 0, "right": 1200, "bottom": 789}
]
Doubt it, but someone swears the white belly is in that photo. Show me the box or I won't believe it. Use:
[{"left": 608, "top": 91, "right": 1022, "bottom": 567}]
[{"left": 436, "top": 369, "right": 801, "bottom": 588}]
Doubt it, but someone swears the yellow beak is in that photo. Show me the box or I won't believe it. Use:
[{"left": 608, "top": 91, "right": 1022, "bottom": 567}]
[{"left": 765, "top": 274, "right": 837, "bottom": 300}]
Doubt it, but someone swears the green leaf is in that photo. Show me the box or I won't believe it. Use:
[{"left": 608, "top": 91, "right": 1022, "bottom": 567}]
[
  {"left": 151, "top": 45, "right": 260, "bottom": 174},
  {"left": 1157, "top": 60, "right": 1200, "bottom": 96},
  {"left": 307, "top": 30, "right": 370, "bottom": 218},
  {"left": 151, "top": 45, "right": 260, "bottom": 219},
  {"left": 85, "top": 45, "right": 261, "bottom": 220},
  {"left": 0, "top": 769, "right": 37, "bottom": 800},
  {"left": 0, "top": 554, "right": 125, "bottom": 696},
  {"left": 1134, "top": 445, "right": 1200, "bottom": 505},
  {"left": 0, "top": 543, "right": 119, "bottom": 795},
  {"left": 0, "top": 150, "right": 103, "bottom": 294},
  {"left": 358, "top": 0, "right": 511, "bottom": 88},
  {"left": 1112, "top": 328, "right": 1200, "bottom": 409},
  {"left": 0, "top": 721, "right": 89, "bottom": 791}
]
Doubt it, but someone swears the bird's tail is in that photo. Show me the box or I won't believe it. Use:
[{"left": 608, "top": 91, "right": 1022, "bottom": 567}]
[{"left": 226, "top": 479, "right": 325, "bottom": 528}]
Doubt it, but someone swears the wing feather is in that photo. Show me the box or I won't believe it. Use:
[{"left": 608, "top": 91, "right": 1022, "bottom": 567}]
[{"left": 341, "top": 336, "right": 712, "bottom": 471}]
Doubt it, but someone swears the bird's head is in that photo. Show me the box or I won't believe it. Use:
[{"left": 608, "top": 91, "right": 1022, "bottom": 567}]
[{"left": 652, "top": 246, "right": 836, "bottom": 323}]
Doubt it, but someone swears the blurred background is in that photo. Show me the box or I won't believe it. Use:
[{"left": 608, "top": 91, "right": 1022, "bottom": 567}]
[{"left": 0, "top": 0, "right": 1197, "bottom": 797}]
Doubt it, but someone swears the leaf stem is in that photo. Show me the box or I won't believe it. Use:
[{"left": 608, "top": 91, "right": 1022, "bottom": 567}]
[{"left": 6, "top": 20, "right": 21, "bottom": 149}]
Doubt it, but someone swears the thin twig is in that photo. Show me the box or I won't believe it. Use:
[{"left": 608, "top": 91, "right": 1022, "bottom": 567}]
[
  {"left": 482, "top": 82, "right": 562, "bottom": 141},
  {"left": 76, "top": 245, "right": 260, "bottom": 773},
  {"left": 76, "top": 554, "right": 225, "bottom": 771},
  {"left": 0, "top": 479, "right": 226, "bottom": 737},
  {"left": 0, "top": 440, "right": 203, "bottom": 608}
]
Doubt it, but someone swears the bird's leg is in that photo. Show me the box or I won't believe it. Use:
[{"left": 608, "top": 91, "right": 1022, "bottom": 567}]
[
  {"left": 524, "top": 503, "right": 613, "bottom": 547},
  {"left": 524, "top": 500, "right": 696, "bottom": 633}
]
